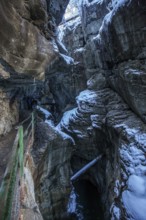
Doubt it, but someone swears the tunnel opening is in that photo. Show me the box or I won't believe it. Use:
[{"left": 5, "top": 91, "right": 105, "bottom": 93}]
[
  {"left": 67, "top": 151, "right": 107, "bottom": 220},
  {"left": 68, "top": 179, "right": 104, "bottom": 220}
]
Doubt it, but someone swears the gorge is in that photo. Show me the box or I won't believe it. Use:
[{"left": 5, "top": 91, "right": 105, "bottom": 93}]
[{"left": 0, "top": 0, "right": 146, "bottom": 220}]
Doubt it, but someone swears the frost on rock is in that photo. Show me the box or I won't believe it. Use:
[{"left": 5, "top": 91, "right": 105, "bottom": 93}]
[
  {"left": 67, "top": 187, "right": 77, "bottom": 214},
  {"left": 36, "top": 106, "right": 53, "bottom": 120},
  {"left": 57, "top": 108, "right": 77, "bottom": 129},
  {"left": 111, "top": 204, "right": 121, "bottom": 220}
]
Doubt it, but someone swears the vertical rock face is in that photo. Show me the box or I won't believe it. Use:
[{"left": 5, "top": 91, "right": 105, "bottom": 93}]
[
  {"left": 21, "top": 167, "right": 44, "bottom": 220},
  {"left": 58, "top": 0, "right": 146, "bottom": 219},
  {"left": 92, "top": 0, "right": 146, "bottom": 122},
  {"left": 1, "top": 0, "right": 146, "bottom": 219},
  {"left": 0, "top": 0, "right": 70, "bottom": 132},
  {"left": 80, "top": 0, "right": 111, "bottom": 41},
  {"left": 0, "top": 89, "right": 18, "bottom": 136},
  {"left": 0, "top": 0, "right": 70, "bottom": 80},
  {"left": 0, "top": 0, "right": 54, "bottom": 80},
  {"left": 32, "top": 122, "right": 74, "bottom": 220}
]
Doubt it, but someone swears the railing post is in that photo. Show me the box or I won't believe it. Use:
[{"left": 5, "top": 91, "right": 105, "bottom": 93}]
[
  {"left": 0, "top": 131, "right": 20, "bottom": 220},
  {"left": 19, "top": 126, "right": 24, "bottom": 177},
  {"left": 32, "top": 112, "right": 34, "bottom": 143}
]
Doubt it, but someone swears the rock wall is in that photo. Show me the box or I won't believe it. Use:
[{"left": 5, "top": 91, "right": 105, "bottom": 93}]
[
  {"left": 58, "top": 0, "right": 146, "bottom": 219},
  {"left": 32, "top": 121, "right": 74, "bottom": 219},
  {"left": 0, "top": 0, "right": 70, "bottom": 129},
  {"left": 1, "top": 0, "right": 146, "bottom": 219},
  {"left": 0, "top": 89, "right": 19, "bottom": 136},
  {"left": 0, "top": 0, "right": 70, "bottom": 80}
]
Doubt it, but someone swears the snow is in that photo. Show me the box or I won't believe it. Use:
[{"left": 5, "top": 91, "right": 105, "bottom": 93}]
[
  {"left": 80, "top": 0, "right": 130, "bottom": 8},
  {"left": 58, "top": 40, "right": 68, "bottom": 53},
  {"left": 119, "top": 122, "right": 146, "bottom": 219},
  {"left": 81, "top": 0, "right": 104, "bottom": 6},
  {"left": 60, "top": 53, "right": 74, "bottom": 65},
  {"left": 112, "top": 206, "right": 121, "bottom": 220},
  {"left": 45, "top": 119, "right": 54, "bottom": 127},
  {"left": 122, "top": 175, "right": 146, "bottom": 220},
  {"left": 111, "top": 0, "right": 132, "bottom": 9},
  {"left": 67, "top": 187, "right": 84, "bottom": 220},
  {"left": 114, "top": 180, "right": 120, "bottom": 197},
  {"left": 67, "top": 188, "right": 77, "bottom": 213},
  {"left": 36, "top": 106, "right": 52, "bottom": 120},
  {"left": 74, "top": 47, "right": 85, "bottom": 53},
  {"left": 77, "top": 90, "right": 97, "bottom": 102},
  {"left": 58, "top": 108, "right": 77, "bottom": 128}
]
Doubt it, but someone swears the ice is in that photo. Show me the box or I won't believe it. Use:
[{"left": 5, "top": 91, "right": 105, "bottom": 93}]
[{"left": 122, "top": 175, "right": 146, "bottom": 220}]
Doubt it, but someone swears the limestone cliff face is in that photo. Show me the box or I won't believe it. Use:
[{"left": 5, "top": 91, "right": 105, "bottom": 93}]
[
  {"left": 0, "top": 89, "right": 18, "bottom": 136},
  {"left": 0, "top": 0, "right": 69, "bottom": 80},
  {"left": 0, "top": 0, "right": 70, "bottom": 134},
  {"left": 32, "top": 121, "right": 74, "bottom": 220},
  {"left": 58, "top": 74, "right": 146, "bottom": 219},
  {"left": 89, "top": 0, "right": 146, "bottom": 122},
  {"left": 58, "top": 0, "right": 146, "bottom": 219},
  {"left": 1, "top": 0, "right": 146, "bottom": 219},
  {"left": 0, "top": 0, "right": 53, "bottom": 80}
]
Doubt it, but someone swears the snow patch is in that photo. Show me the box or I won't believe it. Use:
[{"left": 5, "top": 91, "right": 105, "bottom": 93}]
[
  {"left": 122, "top": 175, "right": 146, "bottom": 220},
  {"left": 60, "top": 53, "right": 74, "bottom": 65},
  {"left": 67, "top": 187, "right": 77, "bottom": 213},
  {"left": 58, "top": 108, "right": 77, "bottom": 128}
]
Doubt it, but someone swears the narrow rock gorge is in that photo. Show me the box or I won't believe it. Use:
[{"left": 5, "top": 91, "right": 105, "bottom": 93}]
[{"left": 0, "top": 0, "right": 146, "bottom": 220}]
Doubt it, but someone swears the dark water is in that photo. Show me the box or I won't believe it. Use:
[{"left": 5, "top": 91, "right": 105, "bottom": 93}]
[{"left": 68, "top": 180, "right": 104, "bottom": 220}]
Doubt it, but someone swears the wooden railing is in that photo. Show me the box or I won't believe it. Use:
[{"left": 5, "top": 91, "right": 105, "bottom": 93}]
[{"left": 0, "top": 112, "right": 35, "bottom": 220}]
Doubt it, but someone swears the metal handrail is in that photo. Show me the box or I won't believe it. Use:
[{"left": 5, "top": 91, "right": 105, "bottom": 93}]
[{"left": 0, "top": 112, "right": 35, "bottom": 220}]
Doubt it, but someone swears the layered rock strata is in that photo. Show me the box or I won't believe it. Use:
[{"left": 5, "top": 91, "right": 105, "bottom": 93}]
[
  {"left": 32, "top": 121, "right": 74, "bottom": 219},
  {"left": 0, "top": 0, "right": 70, "bottom": 80},
  {"left": 58, "top": 72, "right": 146, "bottom": 219},
  {"left": 58, "top": 0, "right": 146, "bottom": 219}
]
